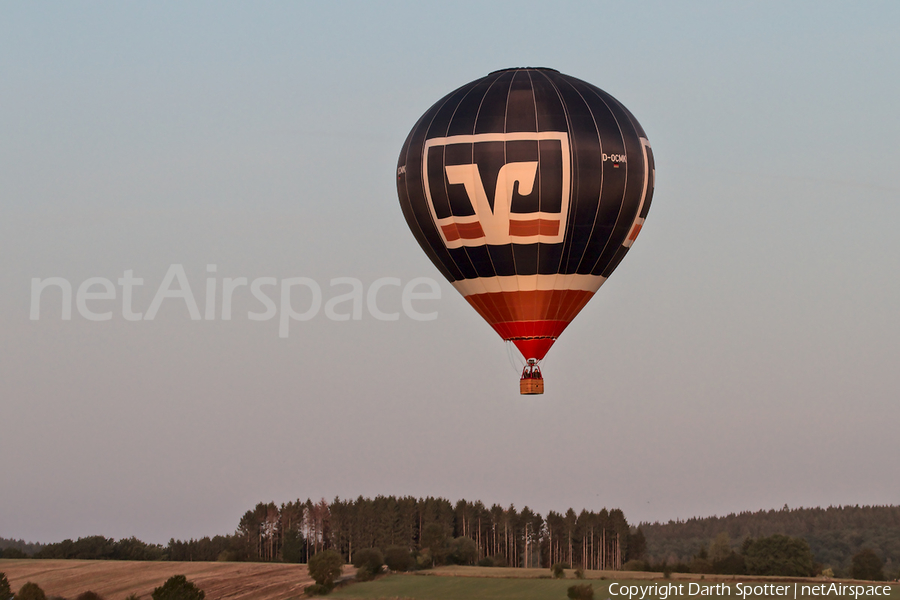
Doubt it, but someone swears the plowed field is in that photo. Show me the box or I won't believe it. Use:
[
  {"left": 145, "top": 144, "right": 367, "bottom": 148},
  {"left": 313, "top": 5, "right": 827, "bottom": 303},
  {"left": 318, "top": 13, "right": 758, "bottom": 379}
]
[{"left": 0, "top": 559, "right": 339, "bottom": 600}]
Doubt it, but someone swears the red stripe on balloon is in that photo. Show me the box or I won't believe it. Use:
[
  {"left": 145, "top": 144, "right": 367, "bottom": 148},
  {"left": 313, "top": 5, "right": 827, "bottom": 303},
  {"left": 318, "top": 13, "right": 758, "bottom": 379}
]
[
  {"left": 508, "top": 219, "right": 560, "bottom": 237},
  {"left": 494, "top": 320, "right": 571, "bottom": 361},
  {"left": 463, "top": 289, "right": 594, "bottom": 325},
  {"left": 441, "top": 222, "right": 485, "bottom": 242},
  {"left": 627, "top": 222, "right": 643, "bottom": 242},
  {"left": 461, "top": 289, "right": 597, "bottom": 360}
]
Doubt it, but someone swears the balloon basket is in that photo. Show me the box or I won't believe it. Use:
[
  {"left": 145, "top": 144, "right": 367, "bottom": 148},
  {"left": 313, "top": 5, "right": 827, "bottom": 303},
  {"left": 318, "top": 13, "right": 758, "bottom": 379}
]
[
  {"left": 520, "top": 377, "right": 544, "bottom": 395},
  {"left": 519, "top": 359, "right": 544, "bottom": 395}
]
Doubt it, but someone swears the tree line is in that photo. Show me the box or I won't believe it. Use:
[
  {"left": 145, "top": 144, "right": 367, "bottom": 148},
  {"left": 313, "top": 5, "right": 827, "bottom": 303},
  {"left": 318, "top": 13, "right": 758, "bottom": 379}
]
[
  {"left": 11, "top": 500, "right": 896, "bottom": 578},
  {"left": 639, "top": 504, "right": 900, "bottom": 578},
  {"left": 0, "top": 535, "right": 165, "bottom": 561},
  {"left": 626, "top": 532, "right": 892, "bottom": 581},
  {"left": 1, "top": 496, "right": 644, "bottom": 569},
  {"left": 0, "top": 538, "right": 43, "bottom": 558},
  {"left": 230, "top": 496, "right": 643, "bottom": 569}
]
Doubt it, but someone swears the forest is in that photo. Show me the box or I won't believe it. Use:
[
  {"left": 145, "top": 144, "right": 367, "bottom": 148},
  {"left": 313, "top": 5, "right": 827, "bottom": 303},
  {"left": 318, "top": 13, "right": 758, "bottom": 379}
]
[
  {"left": 172, "top": 496, "right": 641, "bottom": 570},
  {"left": 640, "top": 505, "right": 900, "bottom": 577},
  {"left": 4, "top": 501, "right": 898, "bottom": 580},
  {"left": 1, "top": 495, "right": 641, "bottom": 571}
]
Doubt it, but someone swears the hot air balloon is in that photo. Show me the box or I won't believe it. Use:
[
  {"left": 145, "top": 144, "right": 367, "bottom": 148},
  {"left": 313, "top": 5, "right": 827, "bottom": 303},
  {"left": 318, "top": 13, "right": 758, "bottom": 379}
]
[{"left": 396, "top": 68, "right": 654, "bottom": 394}]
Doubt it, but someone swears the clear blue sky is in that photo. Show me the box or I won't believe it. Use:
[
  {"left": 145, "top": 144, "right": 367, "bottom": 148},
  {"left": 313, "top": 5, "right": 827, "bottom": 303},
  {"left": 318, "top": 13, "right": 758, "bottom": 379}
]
[{"left": 1, "top": 1, "right": 898, "bottom": 545}]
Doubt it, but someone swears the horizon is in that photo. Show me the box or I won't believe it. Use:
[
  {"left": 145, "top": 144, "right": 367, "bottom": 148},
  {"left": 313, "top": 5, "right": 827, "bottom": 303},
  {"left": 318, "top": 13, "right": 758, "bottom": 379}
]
[
  {"left": 2, "top": 2, "right": 898, "bottom": 546},
  {"left": 3, "top": 500, "right": 897, "bottom": 547}
]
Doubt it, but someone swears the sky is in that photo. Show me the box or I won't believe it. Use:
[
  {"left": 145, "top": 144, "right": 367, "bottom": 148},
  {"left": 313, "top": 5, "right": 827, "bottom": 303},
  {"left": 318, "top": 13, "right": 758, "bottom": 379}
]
[{"left": 1, "top": 1, "right": 898, "bottom": 546}]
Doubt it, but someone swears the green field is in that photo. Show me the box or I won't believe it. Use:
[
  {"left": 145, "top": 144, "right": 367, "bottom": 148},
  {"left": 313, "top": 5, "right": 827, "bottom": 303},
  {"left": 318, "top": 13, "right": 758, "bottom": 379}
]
[
  {"left": 330, "top": 574, "right": 900, "bottom": 600},
  {"left": 330, "top": 574, "right": 574, "bottom": 600}
]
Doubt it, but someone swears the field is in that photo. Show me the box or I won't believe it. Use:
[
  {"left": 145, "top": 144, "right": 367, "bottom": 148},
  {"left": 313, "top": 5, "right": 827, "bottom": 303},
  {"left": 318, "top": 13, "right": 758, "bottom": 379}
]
[
  {"left": 0, "top": 559, "right": 328, "bottom": 600},
  {"left": 330, "top": 574, "right": 573, "bottom": 600},
  {"left": 333, "top": 571, "right": 900, "bottom": 600},
  {"left": 2, "top": 561, "right": 897, "bottom": 600}
]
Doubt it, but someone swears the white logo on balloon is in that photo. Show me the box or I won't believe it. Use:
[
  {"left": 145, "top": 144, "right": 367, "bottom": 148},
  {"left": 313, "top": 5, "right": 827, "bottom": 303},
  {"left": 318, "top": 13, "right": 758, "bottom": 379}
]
[{"left": 422, "top": 132, "right": 571, "bottom": 249}]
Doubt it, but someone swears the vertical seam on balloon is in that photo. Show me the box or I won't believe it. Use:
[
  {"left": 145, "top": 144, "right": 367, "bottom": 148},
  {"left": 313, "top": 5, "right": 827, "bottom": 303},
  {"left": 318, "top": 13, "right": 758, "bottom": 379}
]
[
  {"left": 606, "top": 99, "right": 653, "bottom": 219},
  {"left": 458, "top": 72, "right": 504, "bottom": 295},
  {"left": 525, "top": 70, "right": 547, "bottom": 326},
  {"left": 502, "top": 71, "right": 528, "bottom": 332},
  {"left": 439, "top": 78, "right": 494, "bottom": 291},
  {"left": 545, "top": 78, "right": 603, "bottom": 332},
  {"left": 564, "top": 79, "right": 607, "bottom": 276},
  {"left": 550, "top": 80, "right": 616, "bottom": 334},
  {"left": 535, "top": 70, "right": 573, "bottom": 330},
  {"left": 579, "top": 86, "right": 631, "bottom": 277},
  {"left": 471, "top": 71, "right": 517, "bottom": 332},
  {"left": 503, "top": 72, "right": 528, "bottom": 342},
  {"left": 406, "top": 90, "right": 465, "bottom": 282},
  {"left": 537, "top": 69, "right": 573, "bottom": 279},
  {"left": 403, "top": 129, "right": 455, "bottom": 280},
  {"left": 526, "top": 71, "right": 550, "bottom": 339},
  {"left": 477, "top": 72, "right": 510, "bottom": 283}
]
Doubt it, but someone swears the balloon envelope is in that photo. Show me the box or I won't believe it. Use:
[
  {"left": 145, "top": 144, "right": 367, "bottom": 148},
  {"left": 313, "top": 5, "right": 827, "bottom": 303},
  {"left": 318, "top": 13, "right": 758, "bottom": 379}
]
[{"left": 397, "top": 68, "right": 654, "bottom": 361}]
